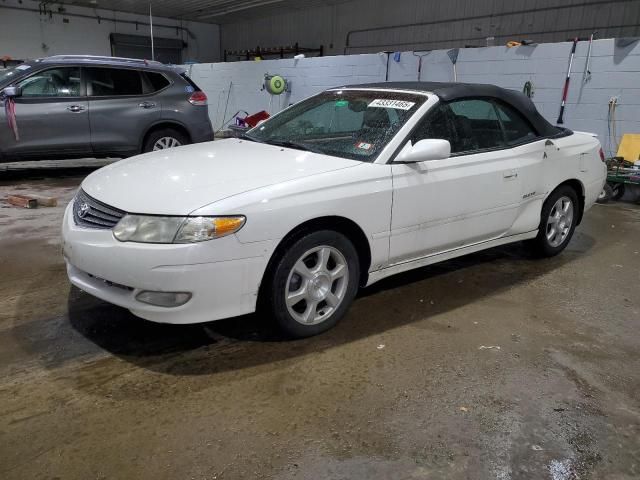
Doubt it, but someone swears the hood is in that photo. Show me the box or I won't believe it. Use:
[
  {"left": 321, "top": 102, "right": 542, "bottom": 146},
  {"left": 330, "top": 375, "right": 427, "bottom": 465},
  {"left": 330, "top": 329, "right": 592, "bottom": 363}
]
[{"left": 82, "top": 139, "right": 360, "bottom": 215}]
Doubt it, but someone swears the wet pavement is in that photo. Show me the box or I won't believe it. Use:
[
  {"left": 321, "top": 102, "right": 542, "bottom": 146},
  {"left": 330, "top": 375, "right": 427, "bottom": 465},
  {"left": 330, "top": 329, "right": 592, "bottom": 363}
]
[{"left": 1, "top": 165, "right": 639, "bottom": 479}]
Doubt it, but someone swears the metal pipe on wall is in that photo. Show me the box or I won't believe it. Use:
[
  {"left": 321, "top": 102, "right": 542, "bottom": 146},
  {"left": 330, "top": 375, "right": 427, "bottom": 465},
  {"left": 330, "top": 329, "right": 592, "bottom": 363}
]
[
  {"left": 0, "top": 4, "right": 196, "bottom": 39},
  {"left": 344, "top": 0, "right": 638, "bottom": 53},
  {"left": 149, "top": 3, "right": 155, "bottom": 61},
  {"left": 345, "top": 23, "right": 638, "bottom": 54}
]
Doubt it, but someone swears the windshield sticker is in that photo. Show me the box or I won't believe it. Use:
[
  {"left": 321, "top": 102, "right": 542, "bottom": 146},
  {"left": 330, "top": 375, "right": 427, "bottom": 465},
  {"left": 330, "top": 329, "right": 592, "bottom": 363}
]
[
  {"left": 16, "top": 65, "right": 31, "bottom": 71},
  {"left": 335, "top": 100, "right": 348, "bottom": 107},
  {"left": 369, "top": 99, "right": 415, "bottom": 110},
  {"left": 355, "top": 141, "right": 372, "bottom": 150}
]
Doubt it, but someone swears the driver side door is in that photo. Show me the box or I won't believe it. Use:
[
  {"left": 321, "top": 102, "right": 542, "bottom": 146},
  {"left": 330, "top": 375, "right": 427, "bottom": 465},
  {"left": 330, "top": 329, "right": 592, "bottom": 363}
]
[
  {"left": 389, "top": 99, "right": 523, "bottom": 264},
  {"left": 0, "top": 66, "right": 91, "bottom": 159}
]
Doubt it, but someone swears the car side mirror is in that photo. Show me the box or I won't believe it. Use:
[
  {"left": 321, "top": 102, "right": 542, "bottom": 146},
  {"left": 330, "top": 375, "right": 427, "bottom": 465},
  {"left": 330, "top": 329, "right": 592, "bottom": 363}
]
[
  {"left": 2, "top": 86, "right": 22, "bottom": 98},
  {"left": 395, "top": 139, "right": 451, "bottom": 163}
]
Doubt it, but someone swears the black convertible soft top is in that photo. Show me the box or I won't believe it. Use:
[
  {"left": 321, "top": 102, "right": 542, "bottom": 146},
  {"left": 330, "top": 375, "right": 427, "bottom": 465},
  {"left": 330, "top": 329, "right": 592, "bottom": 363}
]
[{"left": 341, "top": 81, "right": 563, "bottom": 138}]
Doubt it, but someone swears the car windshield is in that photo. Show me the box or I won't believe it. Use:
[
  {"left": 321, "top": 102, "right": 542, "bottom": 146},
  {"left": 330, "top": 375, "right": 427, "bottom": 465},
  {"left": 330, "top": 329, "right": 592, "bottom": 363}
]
[
  {"left": 246, "top": 90, "right": 426, "bottom": 161},
  {"left": 0, "top": 64, "right": 32, "bottom": 86}
]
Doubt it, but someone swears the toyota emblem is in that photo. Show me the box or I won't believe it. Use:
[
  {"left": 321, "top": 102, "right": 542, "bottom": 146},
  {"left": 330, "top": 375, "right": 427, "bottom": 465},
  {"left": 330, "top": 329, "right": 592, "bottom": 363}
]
[{"left": 78, "top": 202, "right": 90, "bottom": 218}]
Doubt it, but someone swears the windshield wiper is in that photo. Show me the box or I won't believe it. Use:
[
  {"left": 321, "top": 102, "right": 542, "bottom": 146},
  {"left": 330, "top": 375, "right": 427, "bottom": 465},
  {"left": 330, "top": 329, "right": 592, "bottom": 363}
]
[{"left": 266, "top": 139, "right": 321, "bottom": 154}]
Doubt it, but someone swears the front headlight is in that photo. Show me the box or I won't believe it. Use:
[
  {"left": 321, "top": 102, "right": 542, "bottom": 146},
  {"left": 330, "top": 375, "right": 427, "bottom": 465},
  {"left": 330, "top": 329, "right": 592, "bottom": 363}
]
[{"left": 113, "top": 215, "right": 245, "bottom": 243}]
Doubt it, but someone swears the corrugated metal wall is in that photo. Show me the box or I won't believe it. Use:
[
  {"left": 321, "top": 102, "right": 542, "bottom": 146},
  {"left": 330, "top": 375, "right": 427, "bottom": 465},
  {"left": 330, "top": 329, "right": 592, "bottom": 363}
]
[{"left": 221, "top": 0, "right": 640, "bottom": 55}]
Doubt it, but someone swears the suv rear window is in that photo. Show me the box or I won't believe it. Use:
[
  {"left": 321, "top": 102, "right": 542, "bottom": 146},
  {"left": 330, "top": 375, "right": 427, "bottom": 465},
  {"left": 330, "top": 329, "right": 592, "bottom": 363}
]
[
  {"left": 145, "top": 72, "right": 170, "bottom": 92},
  {"left": 180, "top": 72, "right": 202, "bottom": 92},
  {"left": 87, "top": 67, "right": 143, "bottom": 96}
]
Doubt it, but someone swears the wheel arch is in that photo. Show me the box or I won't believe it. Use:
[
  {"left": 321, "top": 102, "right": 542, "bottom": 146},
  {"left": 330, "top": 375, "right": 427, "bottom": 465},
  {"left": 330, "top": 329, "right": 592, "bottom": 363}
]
[
  {"left": 140, "top": 121, "right": 192, "bottom": 153},
  {"left": 260, "top": 216, "right": 373, "bottom": 296},
  {"left": 554, "top": 179, "right": 585, "bottom": 225}
]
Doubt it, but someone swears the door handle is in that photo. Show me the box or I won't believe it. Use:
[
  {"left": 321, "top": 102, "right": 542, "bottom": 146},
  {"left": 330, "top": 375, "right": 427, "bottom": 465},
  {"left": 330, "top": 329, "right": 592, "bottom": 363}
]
[
  {"left": 503, "top": 171, "right": 518, "bottom": 179},
  {"left": 66, "top": 105, "right": 85, "bottom": 113},
  {"left": 139, "top": 102, "right": 156, "bottom": 109}
]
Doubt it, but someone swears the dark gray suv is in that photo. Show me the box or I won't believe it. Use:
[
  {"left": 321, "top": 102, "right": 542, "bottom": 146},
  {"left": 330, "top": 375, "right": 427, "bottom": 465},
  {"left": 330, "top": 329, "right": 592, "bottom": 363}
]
[{"left": 0, "top": 55, "right": 213, "bottom": 162}]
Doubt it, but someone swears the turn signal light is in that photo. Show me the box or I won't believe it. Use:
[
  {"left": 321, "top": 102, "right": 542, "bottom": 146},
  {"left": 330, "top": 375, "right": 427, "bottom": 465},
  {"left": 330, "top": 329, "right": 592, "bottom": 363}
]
[
  {"left": 599, "top": 147, "right": 606, "bottom": 162},
  {"left": 213, "top": 217, "right": 246, "bottom": 237}
]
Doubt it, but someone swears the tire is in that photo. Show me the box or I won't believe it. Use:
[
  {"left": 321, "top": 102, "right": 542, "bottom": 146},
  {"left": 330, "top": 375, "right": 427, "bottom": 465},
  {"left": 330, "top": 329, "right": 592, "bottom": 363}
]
[
  {"left": 597, "top": 183, "right": 612, "bottom": 204},
  {"left": 264, "top": 230, "right": 360, "bottom": 338},
  {"left": 143, "top": 128, "right": 189, "bottom": 153},
  {"left": 529, "top": 185, "right": 579, "bottom": 257},
  {"left": 611, "top": 183, "right": 625, "bottom": 201}
]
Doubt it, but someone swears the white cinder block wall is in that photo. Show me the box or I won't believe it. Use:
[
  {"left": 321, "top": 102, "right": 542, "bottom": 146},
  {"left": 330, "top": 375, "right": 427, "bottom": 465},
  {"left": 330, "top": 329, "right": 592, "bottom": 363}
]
[
  {"left": 186, "top": 53, "right": 389, "bottom": 132},
  {"left": 186, "top": 39, "right": 640, "bottom": 155}
]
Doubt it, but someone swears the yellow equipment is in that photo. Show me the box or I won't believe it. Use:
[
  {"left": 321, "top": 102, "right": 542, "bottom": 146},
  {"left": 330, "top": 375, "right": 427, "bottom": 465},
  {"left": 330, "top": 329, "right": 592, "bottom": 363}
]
[{"left": 617, "top": 134, "right": 640, "bottom": 162}]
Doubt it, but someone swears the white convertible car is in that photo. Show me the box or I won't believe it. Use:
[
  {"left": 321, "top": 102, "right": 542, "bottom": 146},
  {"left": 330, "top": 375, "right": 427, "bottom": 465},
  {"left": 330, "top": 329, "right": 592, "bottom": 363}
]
[{"left": 62, "top": 82, "right": 606, "bottom": 337}]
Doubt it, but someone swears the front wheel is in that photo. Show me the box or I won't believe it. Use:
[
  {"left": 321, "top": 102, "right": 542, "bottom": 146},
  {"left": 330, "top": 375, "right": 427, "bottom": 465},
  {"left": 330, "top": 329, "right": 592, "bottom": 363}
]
[
  {"left": 528, "top": 186, "right": 579, "bottom": 257},
  {"left": 265, "top": 230, "right": 360, "bottom": 338}
]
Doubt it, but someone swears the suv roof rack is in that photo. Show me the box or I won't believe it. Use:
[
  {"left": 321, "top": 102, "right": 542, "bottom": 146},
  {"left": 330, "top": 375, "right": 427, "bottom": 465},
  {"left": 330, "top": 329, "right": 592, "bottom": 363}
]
[{"left": 40, "top": 55, "right": 164, "bottom": 66}]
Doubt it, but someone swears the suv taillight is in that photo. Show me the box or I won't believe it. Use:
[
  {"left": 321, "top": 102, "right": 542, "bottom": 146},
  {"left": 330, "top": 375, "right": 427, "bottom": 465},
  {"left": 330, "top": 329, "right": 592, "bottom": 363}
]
[
  {"left": 188, "top": 91, "right": 207, "bottom": 106},
  {"left": 599, "top": 147, "right": 606, "bottom": 163}
]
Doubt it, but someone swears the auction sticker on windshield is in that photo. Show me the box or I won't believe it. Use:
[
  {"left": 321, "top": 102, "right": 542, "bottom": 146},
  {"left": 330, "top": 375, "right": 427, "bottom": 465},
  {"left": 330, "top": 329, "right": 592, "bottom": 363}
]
[
  {"left": 369, "top": 99, "right": 415, "bottom": 110},
  {"left": 355, "top": 141, "right": 372, "bottom": 150}
]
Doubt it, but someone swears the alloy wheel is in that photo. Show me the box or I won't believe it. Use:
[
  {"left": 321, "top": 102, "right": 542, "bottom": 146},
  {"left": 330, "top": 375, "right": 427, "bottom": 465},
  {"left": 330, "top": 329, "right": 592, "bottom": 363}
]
[
  {"left": 285, "top": 246, "right": 349, "bottom": 325},
  {"left": 153, "top": 137, "right": 182, "bottom": 150},
  {"left": 546, "top": 196, "right": 574, "bottom": 247}
]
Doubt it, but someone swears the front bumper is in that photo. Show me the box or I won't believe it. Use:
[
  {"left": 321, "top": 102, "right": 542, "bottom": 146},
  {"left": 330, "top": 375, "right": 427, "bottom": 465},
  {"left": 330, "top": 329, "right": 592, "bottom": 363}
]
[{"left": 62, "top": 203, "right": 274, "bottom": 324}]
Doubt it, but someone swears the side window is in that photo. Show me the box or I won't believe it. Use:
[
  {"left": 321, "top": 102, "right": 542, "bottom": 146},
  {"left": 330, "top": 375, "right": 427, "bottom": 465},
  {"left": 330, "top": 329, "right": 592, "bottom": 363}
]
[
  {"left": 447, "top": 99, "right": 505, "bottom": 152},
  {"left": 144, "top": 72, "right": 170, "bottom": 92},
  {"left": 87, "top": 68, "right": 143, "bottom": 96},
  {"left": 412, "top": 103, "right": 459, "bottom": 149},
  {"left": 17, "top": 67, "right": 81, "bottom": 97},
  {"left": 494, "top": 102, "right": 538, "bottom": 145}
]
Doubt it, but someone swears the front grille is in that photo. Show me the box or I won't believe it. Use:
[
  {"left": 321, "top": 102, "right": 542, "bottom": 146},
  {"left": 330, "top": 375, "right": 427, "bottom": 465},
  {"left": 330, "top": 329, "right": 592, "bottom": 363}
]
[
  {"left": 87, "top": 272, "right": 134, "bottom": 291},
  {"left": 73, "top": 189, "right": 125, "bottom": 229}
]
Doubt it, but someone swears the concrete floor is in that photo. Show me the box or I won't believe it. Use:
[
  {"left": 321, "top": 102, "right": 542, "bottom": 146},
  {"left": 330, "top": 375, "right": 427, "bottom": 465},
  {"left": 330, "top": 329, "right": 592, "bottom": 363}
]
[{"left": 1, "top": 162, "right": 639, "bottom": 480}]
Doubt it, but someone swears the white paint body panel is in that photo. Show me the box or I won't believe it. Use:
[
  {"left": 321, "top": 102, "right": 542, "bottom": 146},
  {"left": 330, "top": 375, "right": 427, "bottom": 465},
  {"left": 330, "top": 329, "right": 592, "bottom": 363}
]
[
  {"left": 62, "top": 90, "right": 606, "bottom": 324},
  {"left": 81, "top": 139, "right": 362, "bottom": 215},
  {"left": 390, "top": 145, "right": 523, "bottom": 264}
]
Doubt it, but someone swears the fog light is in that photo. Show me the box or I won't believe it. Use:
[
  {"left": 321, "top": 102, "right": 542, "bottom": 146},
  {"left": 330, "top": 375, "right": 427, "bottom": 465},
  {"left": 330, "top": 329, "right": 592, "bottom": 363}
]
[{"left": 135, "top": 291, "right": 192, "bottom": 307}]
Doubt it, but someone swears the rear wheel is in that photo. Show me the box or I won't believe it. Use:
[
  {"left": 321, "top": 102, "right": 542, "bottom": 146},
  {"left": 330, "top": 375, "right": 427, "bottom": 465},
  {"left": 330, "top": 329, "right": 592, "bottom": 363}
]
[
  {"left": 143, "top": 128, "right": 189, "bottom": 153},
  {"left": 265, "top": 230, "right": 360, "bottom": 338},
  {"left": 529, "top": 185, "right": 578, "bottom": 257}
]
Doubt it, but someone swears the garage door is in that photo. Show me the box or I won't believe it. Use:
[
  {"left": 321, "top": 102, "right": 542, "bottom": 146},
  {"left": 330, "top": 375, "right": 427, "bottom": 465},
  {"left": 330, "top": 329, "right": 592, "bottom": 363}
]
[{"left": 110, "top": 33, "right": 184, "bottom": 64}]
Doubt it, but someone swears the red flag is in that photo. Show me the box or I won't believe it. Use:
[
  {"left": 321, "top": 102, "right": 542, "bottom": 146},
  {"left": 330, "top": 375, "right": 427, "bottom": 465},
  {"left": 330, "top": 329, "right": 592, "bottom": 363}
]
[{"left": 4, "top": 96, "right": 19, "bottom": 141}]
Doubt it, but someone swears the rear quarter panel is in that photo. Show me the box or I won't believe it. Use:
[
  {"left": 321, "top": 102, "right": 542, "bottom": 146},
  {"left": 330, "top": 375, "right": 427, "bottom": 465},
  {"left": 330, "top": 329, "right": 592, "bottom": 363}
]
[
  {"left": 160, "top": 77, "right": 212, "bottom": 142},
  {"left": 543, "top": 132, "right": 605, "bottom": 209}
]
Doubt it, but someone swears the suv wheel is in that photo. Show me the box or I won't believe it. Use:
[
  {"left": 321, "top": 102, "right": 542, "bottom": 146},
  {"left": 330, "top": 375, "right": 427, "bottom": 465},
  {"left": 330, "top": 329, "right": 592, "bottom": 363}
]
[
  {"left": 143, "top": 128, "right": 188, "bottom": 153},
  {"left": 265, "top": 230, "right": 360, "bottom": 338}
]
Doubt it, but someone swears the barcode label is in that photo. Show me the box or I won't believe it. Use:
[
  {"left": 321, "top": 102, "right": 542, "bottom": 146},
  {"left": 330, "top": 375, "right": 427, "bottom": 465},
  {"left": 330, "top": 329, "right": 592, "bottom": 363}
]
[{"left": 369, "top": 99, "right": 415, "bottom": 110}]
